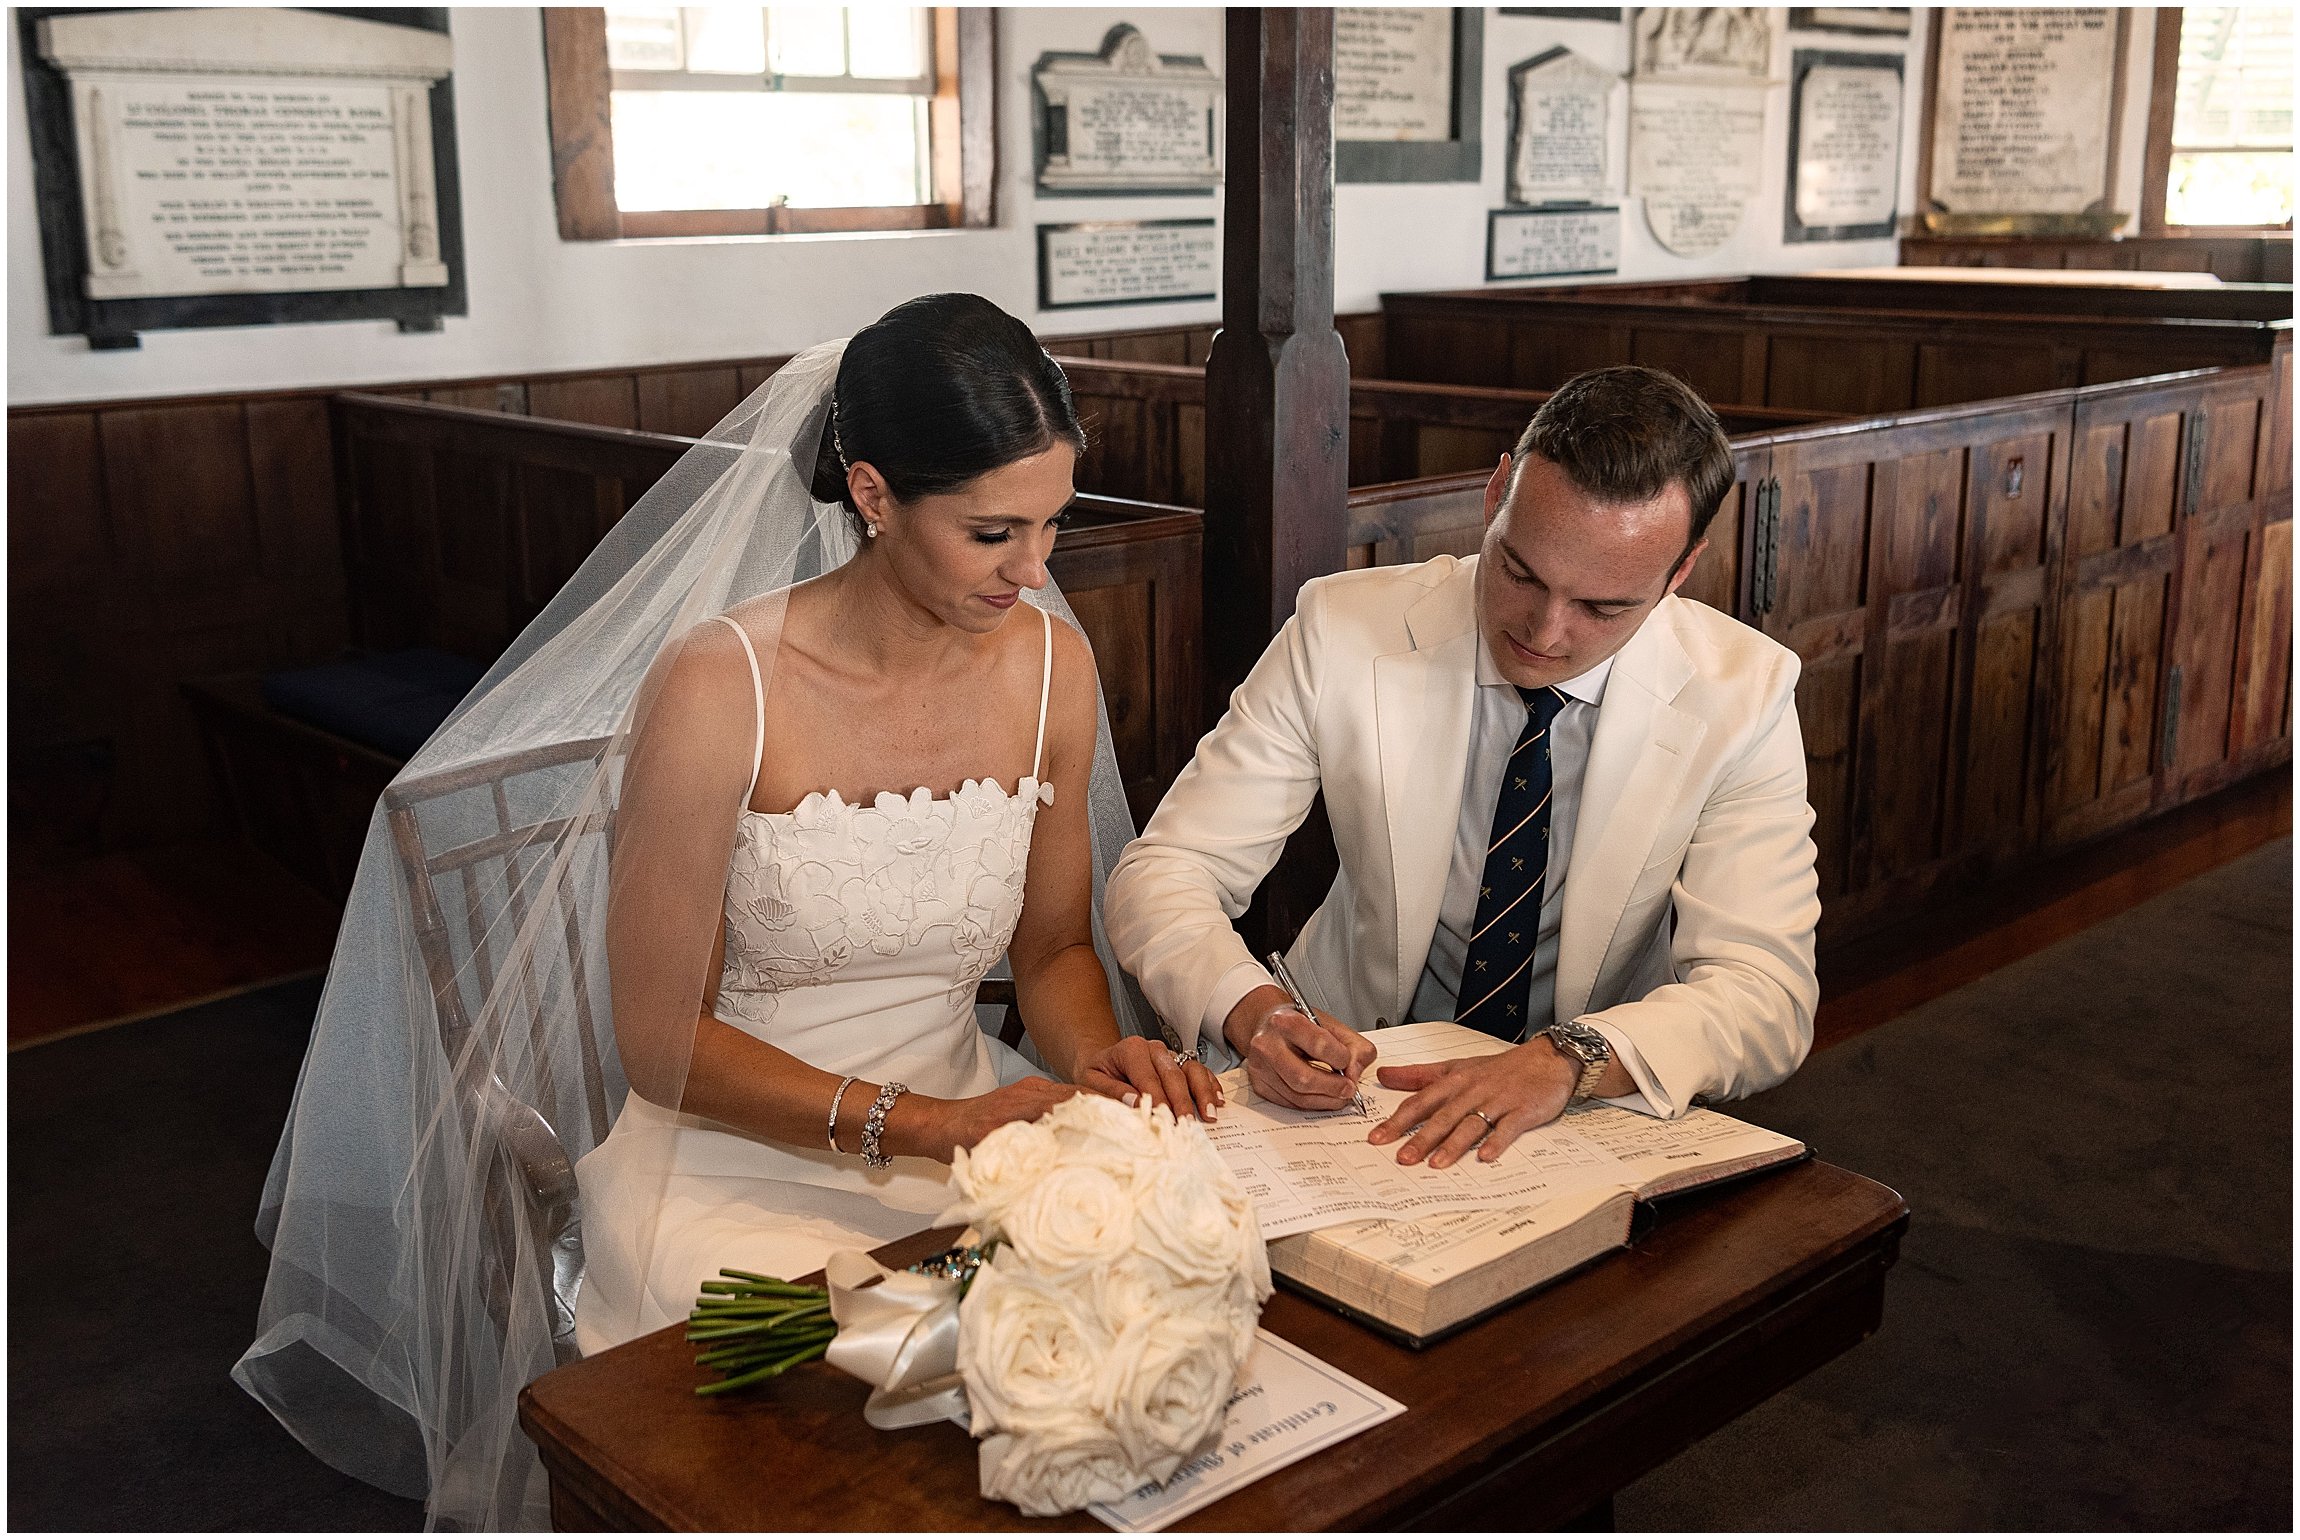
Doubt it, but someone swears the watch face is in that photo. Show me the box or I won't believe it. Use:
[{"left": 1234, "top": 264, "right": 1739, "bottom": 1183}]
[{"left": 1553, "top": 1021, "right": 1609, "bottom": 1063}]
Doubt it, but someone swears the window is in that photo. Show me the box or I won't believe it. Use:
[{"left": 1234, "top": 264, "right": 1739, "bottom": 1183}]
[
  {"left": 2143, "top": 7, "right": 2294, "bottom": 231},
  {"left": 544, "top": 7, "right": 993, "bottom": 239}
]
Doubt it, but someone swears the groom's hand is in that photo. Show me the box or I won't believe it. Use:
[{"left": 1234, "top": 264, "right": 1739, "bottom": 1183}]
[
  {"left": 1367, "top": 1041, "right": 1578, "bottom": 1167},
  {"left": 1224, "top": 985, "right": 1374, "bottom": 1111}
]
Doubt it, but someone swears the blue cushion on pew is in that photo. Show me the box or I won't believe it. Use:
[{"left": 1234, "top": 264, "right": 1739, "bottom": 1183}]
[{"left": 260, "top": 648, "right": 488, "bottom": 762}]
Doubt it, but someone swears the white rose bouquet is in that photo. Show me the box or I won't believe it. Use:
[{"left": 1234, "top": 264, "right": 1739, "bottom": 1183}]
[
  {"left": 943, "top": 1095, "right": 1270, "bottom": 1516},
  {"left": 689, "top": 1094, "right": 1269, "bottom": 1518}
]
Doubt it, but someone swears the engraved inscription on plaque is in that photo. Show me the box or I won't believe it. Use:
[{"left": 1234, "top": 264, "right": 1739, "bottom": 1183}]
[
  {"left": 1488, "top": 206, "right": 1622, "bottom": 280},
  {"left": 1788, "top": 52, "right": 1903, "bottom": 239},
  {"left": 37, "top": 9, "right": 453, "bottom": 303},
  {"left": 1034, "top": 25, "right": 1221, "bottom": 195},
  {"left": 1507, "top": 47, "right": 1618, "bottom": 206},
  {"left": 1927, "top": 8, "right": 2118, "bottom": 215},
  {"left": 1335, "top": 9, "right": 1455, "bottom": 143},
  {"left": 1631, "top": 80, "right": 1767, "bottom": 255},
  {"left": 1038, "top": 221, "right": 1218, "bottom": 310}
]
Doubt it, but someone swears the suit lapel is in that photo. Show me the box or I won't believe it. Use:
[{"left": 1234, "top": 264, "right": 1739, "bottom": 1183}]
[
  {"left": 1375, "top": 567, "right": 1480, "bottom": 1021},
  {"left": 1556, "top": 601, "right": 1705, "bottom": 1022}
]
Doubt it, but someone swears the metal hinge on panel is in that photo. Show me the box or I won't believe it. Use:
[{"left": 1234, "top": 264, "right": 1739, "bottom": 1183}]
[
  {"left": 2162, "top": 665, "right": 2184, "bottom": 769},
  {"left": 1753, "top": 476, "right": 1782, "bottom": 615},
  {"left": 2183, "top": 412, "right": 2209, "bottom": 516}
]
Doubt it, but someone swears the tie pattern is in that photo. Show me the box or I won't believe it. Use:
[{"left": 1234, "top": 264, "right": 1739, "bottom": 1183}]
[{"left": 1454, "top": 686, "right": 1568, "bottom": 1040}]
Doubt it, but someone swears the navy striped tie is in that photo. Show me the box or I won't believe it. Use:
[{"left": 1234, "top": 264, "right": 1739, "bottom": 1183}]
[{"left": 1454, "top": 686, "right": 1568, "bottom": 1040}]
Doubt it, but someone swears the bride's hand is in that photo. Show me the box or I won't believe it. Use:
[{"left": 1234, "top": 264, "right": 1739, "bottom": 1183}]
[
  {"left": 1077, "top": 1038, "right": 1225, "bottom": 1122},
  {"left": 915, "top": 1077, "right": 1080, "bottom": 1158}
]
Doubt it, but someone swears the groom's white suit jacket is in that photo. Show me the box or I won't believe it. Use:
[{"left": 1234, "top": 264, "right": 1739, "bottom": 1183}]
[{"left": 1105, "top": 554, "right": 1820, "bottom": 1118}]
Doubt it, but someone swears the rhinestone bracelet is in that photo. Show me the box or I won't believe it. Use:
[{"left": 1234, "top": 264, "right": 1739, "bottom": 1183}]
[
  {"left": 860, "top": 1081, "right": 908, "bottom": 1169},
  {"left": 826, "top": 1074, "right": 858, "bottom": 1154}
]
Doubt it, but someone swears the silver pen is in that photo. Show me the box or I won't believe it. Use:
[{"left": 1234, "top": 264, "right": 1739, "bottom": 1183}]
[{"left": 1266, "top": 952, "right": 1372, "bottom": 1116}]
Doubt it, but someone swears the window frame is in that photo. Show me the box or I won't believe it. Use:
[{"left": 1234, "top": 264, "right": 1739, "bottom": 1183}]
[
  {"left": 2141, "top": 6, "right": 2295, "bottom": 235},
  {"left": 544, "top": 6, "right": 994, "bottom": 240}
]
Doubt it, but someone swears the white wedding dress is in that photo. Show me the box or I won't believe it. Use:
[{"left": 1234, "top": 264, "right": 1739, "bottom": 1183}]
[{"left": 572, "top": 608, "right": 1054, "bottom": 1353}]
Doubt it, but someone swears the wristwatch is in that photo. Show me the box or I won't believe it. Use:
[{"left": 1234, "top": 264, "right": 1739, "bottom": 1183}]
[{"left": 1537, "top": 1019, "right": 1612, "bottom": 1102}]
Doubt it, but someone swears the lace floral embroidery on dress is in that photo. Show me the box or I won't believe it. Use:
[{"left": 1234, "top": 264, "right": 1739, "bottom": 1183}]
[{"left": 719, "top": 777, "right": 1055, "bottom": 1022}]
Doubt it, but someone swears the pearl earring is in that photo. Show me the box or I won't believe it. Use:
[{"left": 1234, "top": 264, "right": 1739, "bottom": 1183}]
[{"left": 864, "top": 522, "right": 880, "bottom": 539}]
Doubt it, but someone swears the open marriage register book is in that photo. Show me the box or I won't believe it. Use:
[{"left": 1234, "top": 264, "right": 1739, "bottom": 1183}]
[{"left": 1207, "top": 1020, "right": 1806, "bottom": 1345}]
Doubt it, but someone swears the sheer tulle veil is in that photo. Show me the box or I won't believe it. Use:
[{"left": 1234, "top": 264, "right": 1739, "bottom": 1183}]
[{"left": 230, "top": 337, "right": 1154, "bottom": 1529}]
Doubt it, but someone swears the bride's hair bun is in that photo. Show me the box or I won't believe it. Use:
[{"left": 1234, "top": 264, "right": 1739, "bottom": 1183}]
[{"left": 807, "top": 293, "right": 1086, "bottom": 525}]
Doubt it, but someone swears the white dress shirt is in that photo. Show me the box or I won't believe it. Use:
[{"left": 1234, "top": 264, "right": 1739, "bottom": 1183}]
[{"left": 1407, "top": 642, "right": 1611, "bottom": 1031}]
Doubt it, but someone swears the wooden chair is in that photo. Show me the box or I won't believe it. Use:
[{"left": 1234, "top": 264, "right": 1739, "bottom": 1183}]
[{"left": 384, "top": 735, "right": 616, "bottom": 1367}]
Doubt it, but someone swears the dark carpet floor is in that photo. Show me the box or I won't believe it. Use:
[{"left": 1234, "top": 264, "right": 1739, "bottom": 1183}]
[
  {"left": 1617, "top": 837, "right": 2293, "bottom": 1530},
  {"left": 8, "top": 976, "right": 425, "bottom": 1531},
  {"left": 8, "top": 841, "right": 2290, "bottom": 1530}
]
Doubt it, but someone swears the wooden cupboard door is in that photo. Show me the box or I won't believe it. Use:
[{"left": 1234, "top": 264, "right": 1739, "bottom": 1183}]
[
  {"left": 2164, "top": 376, "right": 2270, "bottom": 798},
  {"left": 1756, "top": 431, "right": 1898, "bottom": 920},
  {"left": 2044, "top": 386, "right": 2186, "bottom": 847},
  {"left": 1952, "top": 413, "right": 2065, "bottom": 864},
  {"left": 2228, "top": 517, "right": 2293, "bottom": 759}
]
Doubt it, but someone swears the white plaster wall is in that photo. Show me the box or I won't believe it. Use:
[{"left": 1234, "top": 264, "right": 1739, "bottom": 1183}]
[{"left": 6, "top": 7, "right": 2157, "bottom": 410}]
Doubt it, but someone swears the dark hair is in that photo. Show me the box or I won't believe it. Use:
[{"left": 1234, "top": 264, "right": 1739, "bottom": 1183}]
[
  {"left": 808, "top": 293, "right": 1086, "bottom": 521},
  {"left": 1511, "top": 366, "right": 1734, "bottom": 562}
]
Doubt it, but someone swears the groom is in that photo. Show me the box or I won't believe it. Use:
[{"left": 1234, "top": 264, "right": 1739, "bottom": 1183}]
[{"left": 1105, "top": 365, "right": 1819, "bottom": 1169}]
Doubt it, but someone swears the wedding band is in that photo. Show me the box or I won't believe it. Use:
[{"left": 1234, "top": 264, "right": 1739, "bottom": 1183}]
[
  {"left": 1173, "top": 1047, "right": 1199, "bottom": 1066},
  {"left": 1467, "top": 1109, "right": 1495, "bottom": 1128}
]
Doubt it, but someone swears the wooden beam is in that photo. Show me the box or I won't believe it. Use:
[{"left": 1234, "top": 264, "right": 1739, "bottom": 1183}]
[{"left": 1201, "top": 7, "right": 1351, "bottom": 715}]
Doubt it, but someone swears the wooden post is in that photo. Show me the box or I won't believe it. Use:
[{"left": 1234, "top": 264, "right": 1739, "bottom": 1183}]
[{"left": 1202, "top": 7, "right": 1351, "bottom": 716}]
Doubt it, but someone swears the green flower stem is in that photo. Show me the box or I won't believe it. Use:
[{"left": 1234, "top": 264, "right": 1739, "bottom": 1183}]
[{"left": 693, "top": 1337, "right": 834, "bottom": 1396}]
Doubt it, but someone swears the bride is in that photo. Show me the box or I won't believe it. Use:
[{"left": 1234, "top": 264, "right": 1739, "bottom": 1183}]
[
  {"left": 576, "top": 294, "right": 1222, "bottom": 1351},
  {"left": 233, "top": 294, "right": 1218, "bottom": 1529}
]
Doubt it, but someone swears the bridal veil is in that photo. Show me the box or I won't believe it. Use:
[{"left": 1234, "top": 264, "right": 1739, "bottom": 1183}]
[{"left": 232, "top": 334, "right": 1153, "bottom": 1529}]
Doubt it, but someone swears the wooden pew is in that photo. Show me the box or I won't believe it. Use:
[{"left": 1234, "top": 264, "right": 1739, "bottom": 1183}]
[
  {"left": 192, "top": 396, "right": 1205, "bottom": 896},
  {"left": 1381, "top": 276, "right": 2291, "bottom": 415},
  {"left": 1056, "top": 355, "right": 1836, "bottom": 508}
]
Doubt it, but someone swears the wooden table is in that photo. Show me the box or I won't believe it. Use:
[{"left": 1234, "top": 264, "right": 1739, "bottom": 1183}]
[{"left": 519, "top": 1160, "right": 1907, "bottom": 1530}]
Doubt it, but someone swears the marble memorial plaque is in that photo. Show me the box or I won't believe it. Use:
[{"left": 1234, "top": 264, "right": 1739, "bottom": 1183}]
[
  {"left": 1034, "top": 24, "right": 1221, "bottom": 195},
  {"left": 1038, "top": 221, "right": 1217, "bottom": 310},
  {"left": 1488, "top": 205, "right": 1621, "bottom": 279},
  {"left": 1630, "top": 80, "right": 1767, "bottom": 255},
  {"left": 1788, "top": 52, "right": 1903, "bottom": 238},
  {"left": 1631, "top": 8, "right": 1772, "bottom": 81},
  {"left": 1927, "top": 8, "right": 2118, "bottom": 215},
  {"left": 1335, "top": 10, "right": 1456, "bottom": 143},
  {"left": 1508, "top": 46, "right": 1618, "bottom": 206},
  {"left": 37, "top": 9, "right": 452, "bottom": 302}
]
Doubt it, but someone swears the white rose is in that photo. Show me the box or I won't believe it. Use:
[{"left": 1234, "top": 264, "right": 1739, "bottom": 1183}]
[
  {"left": 956, "top": 1260, "right": 1103, "bottom": 1434},
  {"left": 1001, "top": 1161, "right": 1135, "bottom": 1276},
  {"left": 1132, "top": 1159, "right": 1245, "bottom": 1286},
  {"left": 1087, "top": 1253, "right": 1171, "bottom": 1336},
  {"left": 941, "top": 1118, "right": 1060, "bottom": 1230},
  {"left": 1044, "top": 1093, "right": 1165, "bottom": 1171},
  {"left": 976, "top": 1423, "right": 1138, "bottom": 1516},
  {"left": 1096, "top": 1314, "right": 1234, "bottom": 1478}
]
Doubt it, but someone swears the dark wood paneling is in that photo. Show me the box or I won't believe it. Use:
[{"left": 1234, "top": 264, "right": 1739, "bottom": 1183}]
[
  {"left": 1765, "top": 335, "right": 1918, "bottom": 417},
  {"left": 1381, "top": 282, "right": 2287, "bottom": 414},
  {"left": 635, "top": 367, "right": 747, "bottom": 438},
  {"left": 527, "top": 375, "right": 641, "bottom": 430},
  {"left": 1902, "top": 233, "right": 2294, "bottom": 284}
]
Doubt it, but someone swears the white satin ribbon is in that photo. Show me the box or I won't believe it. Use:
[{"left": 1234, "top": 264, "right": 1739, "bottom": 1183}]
[{"left": 822, "top": 1250, "right": 972, "bottom": 1430}]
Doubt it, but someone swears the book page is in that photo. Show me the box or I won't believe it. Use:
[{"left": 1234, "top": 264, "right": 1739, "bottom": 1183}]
[
  {"left": 1554, "top": 1101, "right": 1804, "bottom": 1195},
  {"left": 1209, "top": 1065, "right": 1631, "bottom": 1240}
]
